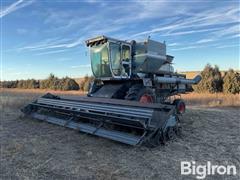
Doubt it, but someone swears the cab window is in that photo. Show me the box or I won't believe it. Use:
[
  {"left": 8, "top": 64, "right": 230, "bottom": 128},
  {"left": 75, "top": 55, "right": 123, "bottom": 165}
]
[
  {"left": 90, "top": 43, "right": 111, "bottom": 77},
  {"left": 122, "top": 45, "right": 130, "bottom": 62},
  {"left": 109, "top": 42, "right": 121, "bottom": 76}
]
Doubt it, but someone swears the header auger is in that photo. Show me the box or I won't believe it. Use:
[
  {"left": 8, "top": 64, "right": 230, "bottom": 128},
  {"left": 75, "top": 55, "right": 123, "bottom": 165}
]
[{"left": 22, "top": 35, "right": 201, "bottom": 147}]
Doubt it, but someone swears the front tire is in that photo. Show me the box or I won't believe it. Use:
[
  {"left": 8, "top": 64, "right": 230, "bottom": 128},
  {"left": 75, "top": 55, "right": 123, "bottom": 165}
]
[{"left": 125, "top": 84, "right": 155, "bottom": 103}]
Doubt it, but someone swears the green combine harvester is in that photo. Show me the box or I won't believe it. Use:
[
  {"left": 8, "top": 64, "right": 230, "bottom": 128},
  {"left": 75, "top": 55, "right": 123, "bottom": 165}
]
[{"left": 22, "top": 35, "right": 201, "bottom": 147}]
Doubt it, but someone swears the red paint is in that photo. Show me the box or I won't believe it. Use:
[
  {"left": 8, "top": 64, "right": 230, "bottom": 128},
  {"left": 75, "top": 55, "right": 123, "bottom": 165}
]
[{"left": 140, "top": 94, "right": 153, "bottom": 103}]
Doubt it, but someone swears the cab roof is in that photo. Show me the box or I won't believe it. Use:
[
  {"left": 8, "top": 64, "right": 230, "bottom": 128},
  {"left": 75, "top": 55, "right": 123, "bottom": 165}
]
[{"left": 85, "top": 35, "right": 130, "bottom": 47}]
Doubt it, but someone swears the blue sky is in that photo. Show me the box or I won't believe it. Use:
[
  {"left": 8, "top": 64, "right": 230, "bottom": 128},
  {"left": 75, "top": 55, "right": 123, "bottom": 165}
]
[{"left": 1, "top": 0, "right": 239, "bottom": 80}]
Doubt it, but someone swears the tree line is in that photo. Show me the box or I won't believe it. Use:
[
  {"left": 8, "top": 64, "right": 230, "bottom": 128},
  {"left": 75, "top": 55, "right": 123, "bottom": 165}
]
[
  {"left": 0, "top": 74, "right": 80, "bottom": 91},
  {"left": 1, "top": 65, "right": 239, "bottom": 94},
  {"left": 193, "top": 64, "right": 240, "bottom": 94}
]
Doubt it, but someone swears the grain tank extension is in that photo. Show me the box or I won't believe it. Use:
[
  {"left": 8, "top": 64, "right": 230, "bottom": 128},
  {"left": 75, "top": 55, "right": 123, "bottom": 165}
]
[{"left": 22, "top": 35, "right": 201, "bottom": 147}]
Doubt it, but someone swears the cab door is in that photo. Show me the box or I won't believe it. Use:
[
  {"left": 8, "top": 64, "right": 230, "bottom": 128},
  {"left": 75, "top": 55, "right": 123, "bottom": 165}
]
[{"left": 121, "top": 44, "right": 131, "bottom": 78}]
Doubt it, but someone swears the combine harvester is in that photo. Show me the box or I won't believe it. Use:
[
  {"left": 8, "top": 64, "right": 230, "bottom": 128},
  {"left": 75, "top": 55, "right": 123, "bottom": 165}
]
[{"left": 22, "top": 36, "right": 201, "bottom": 147}]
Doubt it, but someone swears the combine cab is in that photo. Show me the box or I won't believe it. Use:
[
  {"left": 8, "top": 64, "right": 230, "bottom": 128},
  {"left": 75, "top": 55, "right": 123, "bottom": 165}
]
[{"left": 22, "top": 35, "right": 201, "bottom": 147}]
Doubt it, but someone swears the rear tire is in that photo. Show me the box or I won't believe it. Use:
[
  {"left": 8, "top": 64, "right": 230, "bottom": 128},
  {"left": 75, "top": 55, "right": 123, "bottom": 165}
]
[{"left": 173, "top": 99, "right": 186, "bottom": 114}]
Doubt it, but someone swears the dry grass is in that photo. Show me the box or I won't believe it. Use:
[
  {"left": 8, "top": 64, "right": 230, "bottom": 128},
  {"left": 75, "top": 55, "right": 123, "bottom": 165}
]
[
  {"left": 0, "top": 88, "right": 85, "bottom": 112},
  {"left": 182, "top": 92, "right": 240, "bottom": 107},
  {"left": 1, "top": 89, "right": 239, "bottom": 109},
  {"left": 1, "top": 91, "right": 239, "bottom": 179},
  {"left": 180, "top": 71, "right": 200, "bottom": 79},
  {"left": 1, "top": 88, "right": 85, "bottom": 95}
]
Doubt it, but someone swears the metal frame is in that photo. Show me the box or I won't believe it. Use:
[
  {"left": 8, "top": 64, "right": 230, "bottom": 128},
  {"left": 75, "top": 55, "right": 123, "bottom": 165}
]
[
  {"left": 88, "top": 37, "right": 132, "bottom": 80},
  {"left": 108, "top": 40, "right": 132, "bottom": 79},
  {"left": 121, "top": 43, "right": 132, "bottom": 78},
  {"left": 22, "top": 94, "right": 176, "bottom": 146}
]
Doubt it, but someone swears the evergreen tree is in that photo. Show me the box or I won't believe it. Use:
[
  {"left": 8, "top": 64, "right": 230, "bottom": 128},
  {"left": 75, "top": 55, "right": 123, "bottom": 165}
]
[
  {"left": 223, "top": 69, "right": 240, "bottom": 94},
  {"left": 194, "top": 64, "right": 223, "bottom": 93}
]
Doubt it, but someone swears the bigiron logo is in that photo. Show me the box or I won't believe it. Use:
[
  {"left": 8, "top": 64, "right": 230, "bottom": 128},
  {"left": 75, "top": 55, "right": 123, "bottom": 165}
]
[{"left": 181, "top": 161, "right": 237, "bottom": 179}]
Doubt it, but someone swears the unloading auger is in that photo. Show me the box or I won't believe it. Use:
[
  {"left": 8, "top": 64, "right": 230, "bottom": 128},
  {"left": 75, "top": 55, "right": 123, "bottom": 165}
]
[{"left": 22, "top": 35, "right": 201, "bottom": 147}]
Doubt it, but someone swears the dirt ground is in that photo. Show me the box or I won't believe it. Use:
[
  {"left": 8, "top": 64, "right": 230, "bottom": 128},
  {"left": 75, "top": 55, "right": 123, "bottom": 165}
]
[{"left": 0, "top": 90, "right": 240, "bottom": 180}]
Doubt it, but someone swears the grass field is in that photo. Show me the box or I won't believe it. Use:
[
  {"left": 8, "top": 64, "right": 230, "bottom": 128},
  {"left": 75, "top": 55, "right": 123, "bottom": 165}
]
[
  {"left": 1, "top": 89, "right": 240, "bottom": 179},
  {"left": 1, "top": 88, "right": 239, "bottom": 108},
  {"left": 182, "top": 93, "right": 240, "bottom": 107}
]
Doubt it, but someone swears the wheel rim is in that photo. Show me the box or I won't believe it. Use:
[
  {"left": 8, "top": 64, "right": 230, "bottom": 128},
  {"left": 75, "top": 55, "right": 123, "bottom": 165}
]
[{"left": 139, "top": 94, "right": 153, "bottom": 103}]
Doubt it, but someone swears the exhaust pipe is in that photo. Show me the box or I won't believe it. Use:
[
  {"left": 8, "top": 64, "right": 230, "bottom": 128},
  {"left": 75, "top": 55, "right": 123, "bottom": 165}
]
[{"left": 155, "top": 75, "right": 201, "bottom": 84}]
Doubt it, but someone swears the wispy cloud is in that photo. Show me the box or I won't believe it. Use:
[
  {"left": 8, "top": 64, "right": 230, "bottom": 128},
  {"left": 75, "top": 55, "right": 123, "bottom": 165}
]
[
  {"left": 71, "top": 64, "right": 91, "bottom": 69},
  {"left": 170, "top": 46, "right": 198, "bottom": 51},
  {"left": 16, "top": 28, "right": 28, "bottom": 35},
  {"left": 164, "top": 27, "right": 222, "bottom": 36},
  {"left": 30, "top": 1, "right": 228, "bottom": 54},
  {"left": 56, "top": 58, "right": 72, "bottom": 62},
  {"left": 7, "top": 0, "right": 240, "bottom": 59},
  {"left": 196, "top": 38, "right": 214, "bottom": 44},
  {"left": 0, "top": 0, "right": 34, "bottom": 18},
  {"left": 169, "top": 42, "right": 238, "bottom": 51},
  {"left": 231, "top": 34, "right": 240, "bottom": 38},
  {"left": 35, "top": 49, "right": 68, "bottom": 56},
  {"left": 216, "top": 44, "right": 239, "bottom": 49},
  {"left": 19, "top": 37, "right": 84, "bottom": 52},
  {"left": 131, "top": 5, "right": 239, "bottom": 40},
  {"left": 168, "top": 43, "right": 180, "bottom": 47},
  {"left": 212, "top": 24, "right": 240, "bottom": 38},
  {"left": 130, "top": 0, "right": 169, "bottom": 20},
  {"left": 131, "top": 24, "right": 222, "bottom": 38},
  {"left": 1, "top": 0, "right": 239, "bottom": 81}
]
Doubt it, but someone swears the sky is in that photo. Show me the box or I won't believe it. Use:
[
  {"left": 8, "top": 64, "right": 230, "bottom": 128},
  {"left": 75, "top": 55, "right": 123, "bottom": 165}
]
[{"left": 1, "top": 0, "right": 239, "bottom": 80}]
